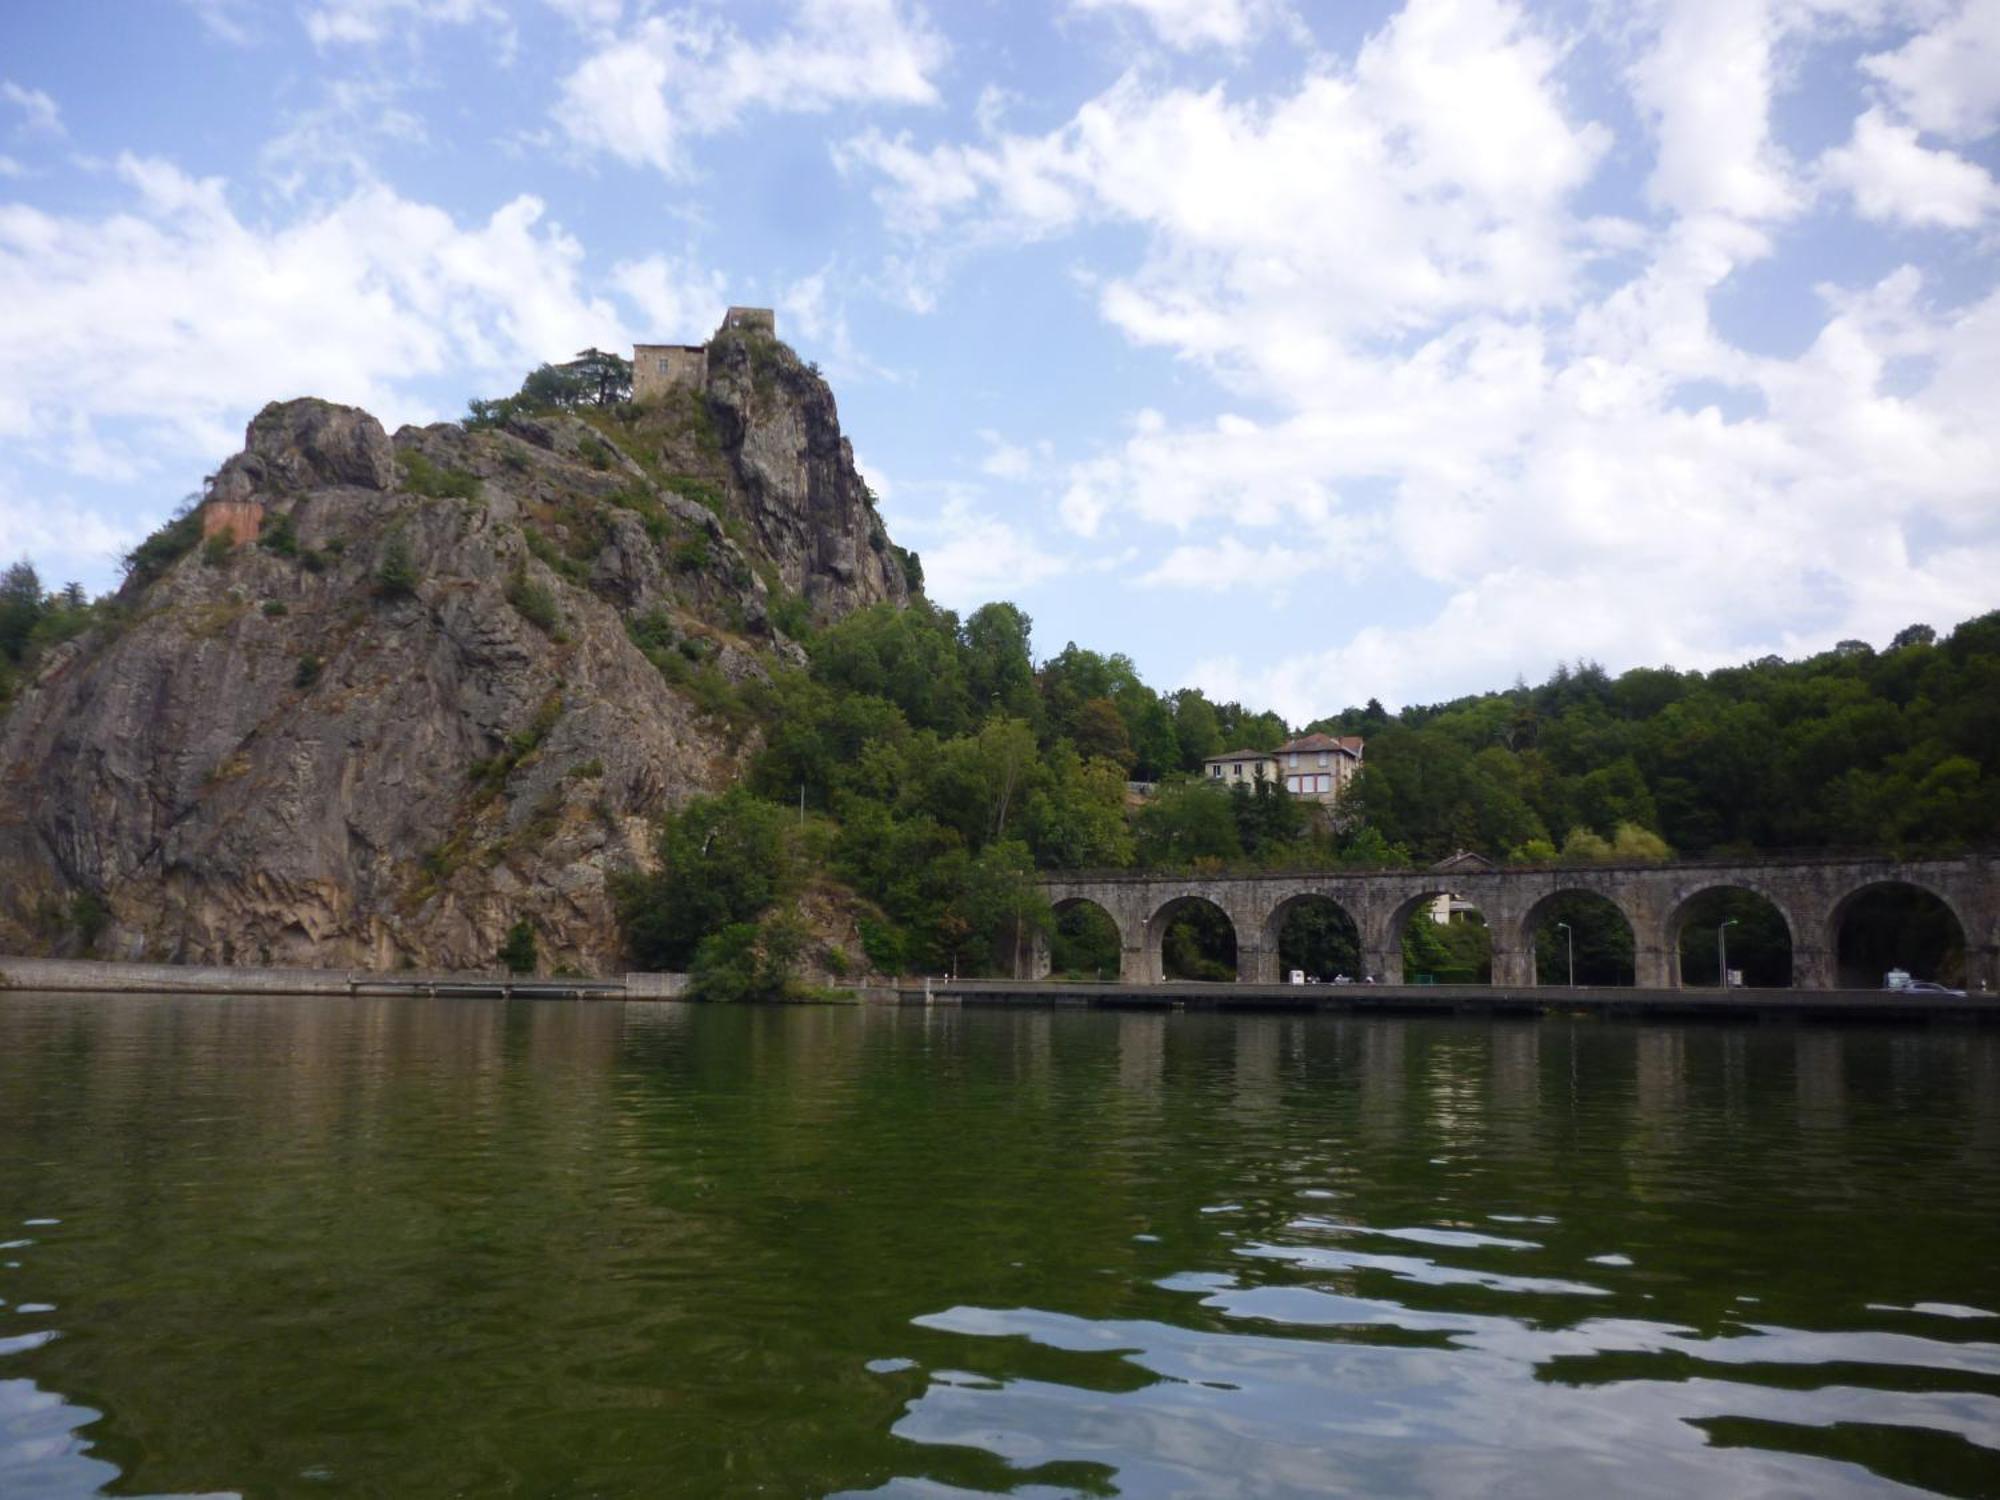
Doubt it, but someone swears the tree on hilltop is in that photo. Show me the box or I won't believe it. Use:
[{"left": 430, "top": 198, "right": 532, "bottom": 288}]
[{"left": 467, "top": 348, "right": 633, "bottom": 428}]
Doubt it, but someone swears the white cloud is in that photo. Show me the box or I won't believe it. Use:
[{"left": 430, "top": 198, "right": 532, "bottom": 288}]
[
  {"left": 846, "top": 0, "right": 1610, "bottom": 399},
  {"left": 776, "top": 267, "right": 890, "bottom": 380},
  {"left": 890, "top": 493, "right": 1070, "bottom": 605},
  {"left": 260, "top": 78, "right": 431, "bottom": 194},
  {"left": 182, "top": 0, "right": 258, "bottom": 44},
  {"left": 1862, "top": 0, "right": 2000, "bottom": 142},
  {"left": 846, "top": 0, "right": 2000, "bottom": 713},
  {"left": 0, "top": 156, "right": 21, "bottom": 178},
  {"left": 611, "top": 254, "right": 729, "bottom": 341},
  {"left": 543, "top": 0, "right": 623, "bottom": 33},
  {"left": 1104, "top": 266, "right": 2000, "bottom": 713},
  {"left": 1624, "top": 0, "right": 1800, "bottom": 223},
  {"left": 1069, "top": 0, "right": 1291, "bottom": 50},
  {"left": 1138, "top": 532, "right": 1364, "bottom": 593},
  {"left": 1, "top": 81, "right": 63, "bottom": 138},
  {"left": 558, "top": 0, "right": 946, "bottom": 177},
  {"left": 1819, "top": 106, "right": 1998, "bottom": 228},
  {"left": 977, "top": 430, "right": 1051, "bottom": 481},
  {"left": 1195, "top": 506, "right": 2000, "bottom": 720},
  {"left": 0, "top": 479, "right": 142, "bottom": 588},
  {"left": 301, "top": 0, "right": 504, "bottom": 47},
  {"left": 0, "top": 154, "right": 637, "bottom": 473}
]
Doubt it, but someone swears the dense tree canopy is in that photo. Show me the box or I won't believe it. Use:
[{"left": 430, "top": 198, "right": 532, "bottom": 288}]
[
  {"left": 1325, "top": 616, "right": 2000, "bottom": 861},
  {"left": 0, "top": 562, "right": 98, "bottom": 708},
  {"left": 609, "top": 602, "right": 2000, "bottom": 979},
  {"left": 466, "top": 348, "right": 634, "bottom": 428}
]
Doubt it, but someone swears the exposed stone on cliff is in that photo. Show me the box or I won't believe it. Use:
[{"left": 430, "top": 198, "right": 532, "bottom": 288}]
[
  {"left": 702, "top": 326, "right": 909, "bottom": 621},
  {"left": 211, "top": 399, "right": 397, "bottom": 500},
  {"left": 0, "top": 323, "right": 909, "bottom": 972}
]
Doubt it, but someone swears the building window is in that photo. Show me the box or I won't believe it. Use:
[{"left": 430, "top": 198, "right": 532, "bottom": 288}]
[
  {"left": 1289, "top": 753, "right": 1299, "bottom": 769},
  {"left": 1317, "top": 751, "right": 1328, "bottom": 767},
  {"left": 1317, "top": 774, "right": 1331, "bottom": 793}
]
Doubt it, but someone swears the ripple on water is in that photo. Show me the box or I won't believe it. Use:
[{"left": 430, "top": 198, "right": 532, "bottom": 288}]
[
  {"left": 3, "top": 996, "right": 1997, "bottom": 1499},
  {"left": 1237, "top": 1241, "right": 1611, "bottom": 1298},
  {"left": 1288, "top": 1218, "right": 1542, "bottom": 1251},
  {"left": 885, "top": 1286, "right": 2000, "bottom": 1500}
]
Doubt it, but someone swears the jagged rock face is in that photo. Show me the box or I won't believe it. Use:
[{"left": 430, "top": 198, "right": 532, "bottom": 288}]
[
  {"left": 0, "top": 360, "right": 907, "bottom": 972},
  {"left": 703, "top": 330, "right": 910, "bottom": 621},
  {"left": 211, "top": 399, "right": 396, "bottom": 500}
]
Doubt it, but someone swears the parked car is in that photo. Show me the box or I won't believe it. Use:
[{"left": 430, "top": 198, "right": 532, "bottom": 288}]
[{"left": 1894, "top": 979, "right": 1967, "bottom": 997}]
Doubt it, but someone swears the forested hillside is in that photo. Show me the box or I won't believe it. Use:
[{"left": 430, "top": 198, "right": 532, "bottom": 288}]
[
  {"left": 617, "top": 600, "right": 2000, "bottom": 993},
  {"left": 1320, "top": 618, "right": 2000, "bottom": 862}
]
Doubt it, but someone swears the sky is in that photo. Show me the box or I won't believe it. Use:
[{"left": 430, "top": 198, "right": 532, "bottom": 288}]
[{"left": 1, "top": 0, "right": 1996, "bottom": 721}]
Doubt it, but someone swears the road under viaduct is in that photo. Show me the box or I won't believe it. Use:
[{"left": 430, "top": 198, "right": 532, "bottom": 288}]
[{"left": 1032, "top": 855, "right": 1997, "bottom": 991}]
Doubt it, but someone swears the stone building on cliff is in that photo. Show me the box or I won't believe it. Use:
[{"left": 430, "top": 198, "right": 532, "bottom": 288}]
[{"left": 633, "top": 306, "right": 776, "bottom": 399}]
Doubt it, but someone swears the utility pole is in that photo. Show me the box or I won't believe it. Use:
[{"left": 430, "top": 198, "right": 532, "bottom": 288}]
[{"left": 1557, "top": 921, "right": 1574, "bottom": 987}]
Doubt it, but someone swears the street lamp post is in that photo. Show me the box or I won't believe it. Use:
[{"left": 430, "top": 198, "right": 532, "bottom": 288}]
[
  {"left": 1557, "top": 921, "right": 1574, "bottom": 988},
  {"left": 1718, "top": 918, "right": 1738, "bottom": 989}
]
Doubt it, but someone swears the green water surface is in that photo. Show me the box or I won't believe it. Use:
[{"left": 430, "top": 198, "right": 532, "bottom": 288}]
[{"left": 1, "top": 995, "right": 1996, "bottom": 1498}]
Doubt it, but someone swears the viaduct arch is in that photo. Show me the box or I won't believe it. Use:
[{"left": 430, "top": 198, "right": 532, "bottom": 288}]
[{"left": 1030, "top": 855, "right": 1996, "bottom": 992}]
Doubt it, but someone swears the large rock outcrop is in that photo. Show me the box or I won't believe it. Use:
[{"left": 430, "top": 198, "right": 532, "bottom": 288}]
[
  {"left": 703, "top": 324, "right": 910, "bottom": 620},
  {"left": 0, "top": 325, "right": 909, "bottom": 972}
]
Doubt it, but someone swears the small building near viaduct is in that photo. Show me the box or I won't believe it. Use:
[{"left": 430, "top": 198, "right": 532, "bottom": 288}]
[{"left": 1033, "top": 855, "right": 1998, "bottom": 991}]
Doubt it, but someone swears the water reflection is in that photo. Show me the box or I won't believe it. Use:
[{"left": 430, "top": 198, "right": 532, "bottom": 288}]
[{"left": 0, "top": 996, "right": 1996, "bottom": 1498}]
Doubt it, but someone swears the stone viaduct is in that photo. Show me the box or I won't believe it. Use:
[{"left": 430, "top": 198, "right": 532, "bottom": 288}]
[{"left": 1032, "top": 855, "right": 1998, "bottom": 991}]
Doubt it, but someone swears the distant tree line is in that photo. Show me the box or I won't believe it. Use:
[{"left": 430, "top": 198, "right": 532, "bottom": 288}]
[{"left": 1324, "top": 618, "right": 1998, "bottom": 862}]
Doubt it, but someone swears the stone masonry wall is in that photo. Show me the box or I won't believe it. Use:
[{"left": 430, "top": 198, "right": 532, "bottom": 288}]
[{"left": 1035, "top": 856, "right": 1999, "bottom": 992}]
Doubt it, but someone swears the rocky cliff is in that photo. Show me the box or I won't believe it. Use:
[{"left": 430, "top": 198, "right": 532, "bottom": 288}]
[{"left": 0, "top": 322, "right": 910, "bottom": 972}]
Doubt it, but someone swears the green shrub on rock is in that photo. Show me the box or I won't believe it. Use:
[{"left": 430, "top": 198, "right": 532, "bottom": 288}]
[{"left": 497, "top": 919, "right": 539, "bottom": 975}]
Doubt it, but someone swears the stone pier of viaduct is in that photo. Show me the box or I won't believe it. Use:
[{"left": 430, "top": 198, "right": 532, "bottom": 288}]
[{"left": 1033, "top": 855, "right": 1998, "bottom": 992}]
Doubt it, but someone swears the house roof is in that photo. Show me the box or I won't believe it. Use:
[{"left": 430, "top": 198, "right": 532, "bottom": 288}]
[
  {"left": 1203, "top": 747, "right": 1276, "bottom": 763},
  {"left": 1276, "top": 732, "right": 1365, "bottom": 757},
  {"left": 1430, "top": 849, "right": 1496, "bottom": 872}
]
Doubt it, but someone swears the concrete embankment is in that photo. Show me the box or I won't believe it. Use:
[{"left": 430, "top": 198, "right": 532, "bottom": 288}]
[
  {"left": 7, "top": 958, "right": 1990, "bottom": 1021},
  {"left": 0, "top": 955, "right": 687, "bottom": 1000},
  {"left": 897, "top": 978, "right": 2000, "bottom": 1023}
]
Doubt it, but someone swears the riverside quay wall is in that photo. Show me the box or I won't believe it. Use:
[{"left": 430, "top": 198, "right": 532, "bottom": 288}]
[
  {"left": 0, "top": 956, "right": 686, "bottom": 998},
  {"left": 1034, "top": 854, "right": 1998, "bottom": 991}
]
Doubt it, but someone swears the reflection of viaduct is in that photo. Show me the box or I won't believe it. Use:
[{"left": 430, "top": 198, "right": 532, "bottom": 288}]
[{"left": 1033, "top": 856, "right": 1997, "bottom": 990}]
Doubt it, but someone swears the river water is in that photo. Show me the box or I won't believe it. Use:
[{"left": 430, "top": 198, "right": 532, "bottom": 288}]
[{"left": 0, "top": 994, "right": 1996, "bottom": 1499}]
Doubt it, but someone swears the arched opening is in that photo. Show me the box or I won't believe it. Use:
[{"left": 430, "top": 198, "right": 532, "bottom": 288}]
[
  {"left": 1526, "top": 890, "right": 1635, "bottom": 986},
  {"left": 1671, "top": 887, "right": 1793, "bottom": 987},
  {"left": 1267, "top": 894, "right": 1362, "bottom": 984},
  {"left": 1148, "top": 896, "right": 1237, "bottom": 982},
  {"left": 1048, "top": 898, "right": 1122, "bottom": 982},
  {"left": 1392, "top": 891, "right": 1492, "bottom": 985},
  {"left": 1831, "top": 882, "right": 1967, "bottom": 990}
]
